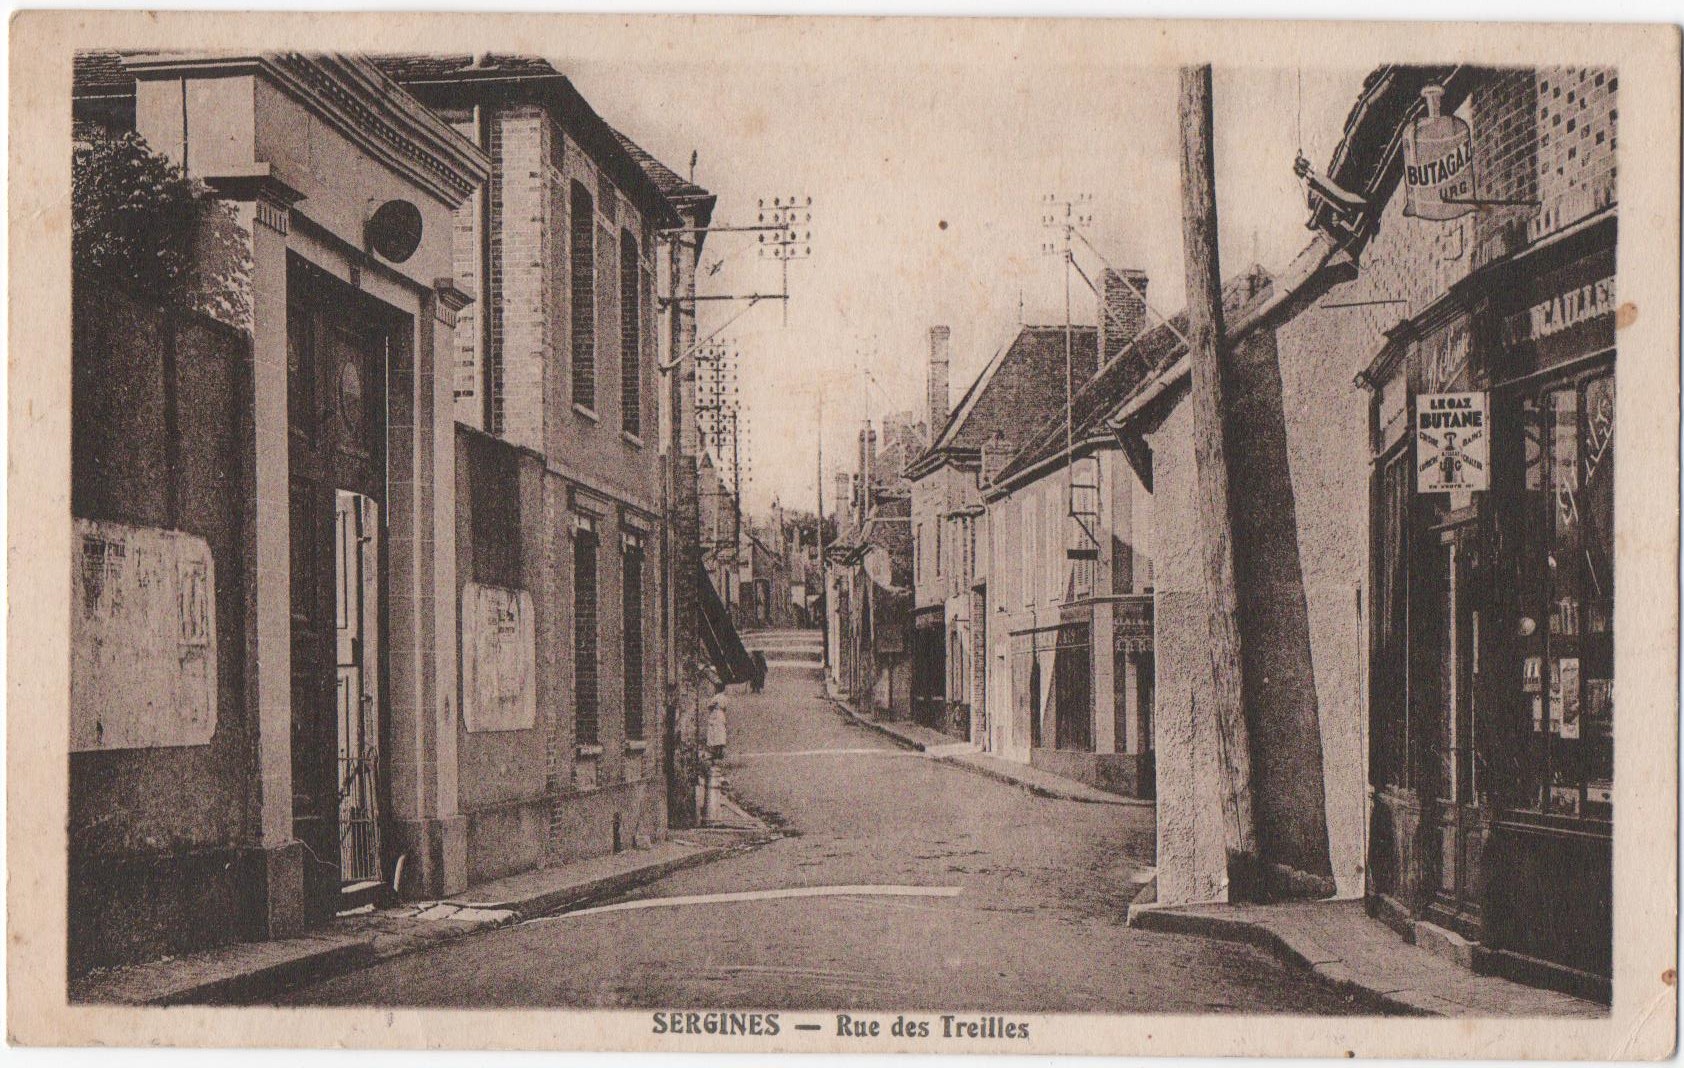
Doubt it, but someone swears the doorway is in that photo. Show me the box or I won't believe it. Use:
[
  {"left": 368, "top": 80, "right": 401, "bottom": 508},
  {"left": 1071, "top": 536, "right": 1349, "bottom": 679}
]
[
  {"left": 335, "top": 490, "right": 381, "bottom": 884},
  {"left": 1425, "top": 521, "right": 1482, "bottom": 934},
  {"left": 287, "top": 257, "right": 396, "bottom": 919}
]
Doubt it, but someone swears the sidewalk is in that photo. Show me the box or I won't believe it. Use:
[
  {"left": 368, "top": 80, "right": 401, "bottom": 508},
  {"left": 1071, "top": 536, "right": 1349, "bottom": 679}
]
[
  {"left": 1129, "top": 898, "right": 1607, "bottom": 1018},
  {"left": 71, "top": 827, "right": 770, "bottom": 1006},
  {"left": 825, "top": 694, "right": 1149, "bottom": 807}
]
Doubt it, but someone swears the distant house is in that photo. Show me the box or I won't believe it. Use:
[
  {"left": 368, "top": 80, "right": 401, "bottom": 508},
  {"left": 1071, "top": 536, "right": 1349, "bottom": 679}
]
[
  {"left": 824, "top": 416, "right": 924, "bottom": 719},
  {"left": 907, "top": 282, "right": 1144, "bottom": 748},
  {"left": 975, "top": 270, "right": 1162, "bottom": 797}
]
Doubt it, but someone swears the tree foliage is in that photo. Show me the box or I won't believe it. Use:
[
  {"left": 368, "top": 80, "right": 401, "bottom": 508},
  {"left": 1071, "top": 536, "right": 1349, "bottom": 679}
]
[{"left": 72, "top": 131, "right": 250, "bottom": 323}]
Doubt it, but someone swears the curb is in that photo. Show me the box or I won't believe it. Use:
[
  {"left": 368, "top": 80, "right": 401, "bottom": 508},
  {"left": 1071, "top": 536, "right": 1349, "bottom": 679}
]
[
  {"left": 460, "top": 845, "right": 735, "bottom": 918},
  {"left": 77, "top": 841, "right": 751, "bottom": 1006},
  {"left": 929, "top": 753, "right": 1152, "bottom": 808},
  {"left": 824, "top": 696, "right": 929, "bottom": 752},
  {"left": 151, "top": 940, "right": 380, "bottom": 1007},
  {"left": 825, "top": 696, "right": 1151, "bottom": 808},
  {"left": 1126, "top": 906, "right": 1429, "bottom": 1016}
]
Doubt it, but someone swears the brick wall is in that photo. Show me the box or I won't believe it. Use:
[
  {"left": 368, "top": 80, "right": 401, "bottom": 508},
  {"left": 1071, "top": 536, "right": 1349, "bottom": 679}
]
[{"left": 1533, "top": 67, "right": 1617, "bottom": 239}]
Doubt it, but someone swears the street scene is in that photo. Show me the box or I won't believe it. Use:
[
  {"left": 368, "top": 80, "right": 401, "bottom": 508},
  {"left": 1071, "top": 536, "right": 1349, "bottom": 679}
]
[
  {"left": 282, "top": 640, "right": 1363, "bottom": 1013},
  {"left": 59, "top": 35, "right": 1631, "bottom": 1028}
]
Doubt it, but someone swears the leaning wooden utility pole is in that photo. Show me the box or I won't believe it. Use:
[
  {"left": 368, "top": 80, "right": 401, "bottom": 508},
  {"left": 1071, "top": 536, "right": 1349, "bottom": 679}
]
[{"left": 1177, "top": 64, "right": 1260, "bottom": 896}]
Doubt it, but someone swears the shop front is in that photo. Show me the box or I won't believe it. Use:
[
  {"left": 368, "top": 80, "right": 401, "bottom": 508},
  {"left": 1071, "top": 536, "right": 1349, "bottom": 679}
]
[{"left": 1364, "top": 210, "right": 1614, "bottom": 1002}]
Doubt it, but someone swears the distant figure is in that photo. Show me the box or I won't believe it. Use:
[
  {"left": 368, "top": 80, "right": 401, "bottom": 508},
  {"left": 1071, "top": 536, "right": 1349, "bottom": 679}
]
[
  {"left": 706, "top": 688, "right": 729, "bottom": 763},
  {"left": 750, "top": 650, "right": 768, "bottom": 693}
]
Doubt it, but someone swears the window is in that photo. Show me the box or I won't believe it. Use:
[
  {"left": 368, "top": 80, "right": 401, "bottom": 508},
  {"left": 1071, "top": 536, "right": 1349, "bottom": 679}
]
[
  {"left": 914, "top": 523, "right": 923, "bottom": 583},
  {"left": 1037, "top": 488, "right": 1050, "bottom": 599},
  {"left": 1510, "top": 371, "right": 1614, "bottom": 820},
  {"left": 623, "top": 535, "right": 645, "bottom": 740},
  {"left": 573, "top": 524, "right": 600, "bottom": 745},
  {"left": 1021, "top": 495, "right": 1036, "bottom": 605},
  {"left": 619, "top": 229, "right": 642, "bottom": 436},
  {"left": 569, "top": 182, "right": 596, "bottom": 412},
  {"left": 934, "top": 517, "right": 943, "bottom": 577}
]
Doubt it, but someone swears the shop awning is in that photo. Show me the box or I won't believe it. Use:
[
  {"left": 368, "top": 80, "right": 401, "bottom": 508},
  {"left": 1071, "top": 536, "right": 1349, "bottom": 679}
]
[{"left": 697, "top": 563, "right": 756, "bottom": 684}]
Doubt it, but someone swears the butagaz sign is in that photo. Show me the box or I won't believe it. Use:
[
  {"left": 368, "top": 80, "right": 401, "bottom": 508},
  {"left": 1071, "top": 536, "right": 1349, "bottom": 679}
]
[
  {"left": 1416, "top": 392, "right": 1489, "bottom": 492},
  {"left": 1403, "top": 85, "right": 1476, "bottom": 221}
]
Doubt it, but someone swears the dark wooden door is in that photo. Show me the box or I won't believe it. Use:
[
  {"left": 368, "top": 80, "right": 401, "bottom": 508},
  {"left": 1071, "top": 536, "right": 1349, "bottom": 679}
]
[
  {"left": 287, "top": 258, "right": 390, "bottom": 920},
  {"left": 1425, "top": 522, "right": 1483, "bottom": 934}
]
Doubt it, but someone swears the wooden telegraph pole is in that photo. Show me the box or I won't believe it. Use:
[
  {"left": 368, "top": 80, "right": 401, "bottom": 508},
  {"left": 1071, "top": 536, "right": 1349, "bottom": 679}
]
[{"left": 1177, "top": 64, "right": 1260, "bottom": 896}]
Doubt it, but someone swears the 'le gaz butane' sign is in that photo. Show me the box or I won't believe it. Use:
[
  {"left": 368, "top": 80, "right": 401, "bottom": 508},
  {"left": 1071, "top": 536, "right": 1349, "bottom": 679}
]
[{"left": 1416, "top": 392, "right": 1489, "bottom": 493}]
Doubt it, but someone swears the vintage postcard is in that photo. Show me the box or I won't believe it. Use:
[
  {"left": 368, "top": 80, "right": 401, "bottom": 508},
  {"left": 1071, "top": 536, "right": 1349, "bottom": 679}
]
[{"left": 8, "top": 9, "right": 1679, "bottom": 1059}]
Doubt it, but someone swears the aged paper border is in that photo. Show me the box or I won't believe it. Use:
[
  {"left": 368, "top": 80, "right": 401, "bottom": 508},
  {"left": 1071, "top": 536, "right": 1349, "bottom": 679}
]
[{"left": 9, "top": 10, "right": 1678, "bottom": 1057}]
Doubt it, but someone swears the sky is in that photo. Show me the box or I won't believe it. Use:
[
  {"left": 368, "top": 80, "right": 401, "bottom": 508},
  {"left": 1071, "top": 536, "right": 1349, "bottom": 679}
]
[{"left": 565, "top": 42, "right": 1369, "bottom": 515}]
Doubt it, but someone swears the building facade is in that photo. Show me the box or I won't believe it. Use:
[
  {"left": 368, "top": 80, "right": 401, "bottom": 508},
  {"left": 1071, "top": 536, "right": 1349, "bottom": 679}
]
[
  {"left": 70, "top": 52, "right": 488, "bottom": 969},
  {"left": 962, "top": 270, "right": 1155, "bottom": 796},
  {"left": 379, "top": 55, "right": 704, "bottom": 874},
  {"left": 1311, "top": 65, "right": 1618, "bottom": 1000}
]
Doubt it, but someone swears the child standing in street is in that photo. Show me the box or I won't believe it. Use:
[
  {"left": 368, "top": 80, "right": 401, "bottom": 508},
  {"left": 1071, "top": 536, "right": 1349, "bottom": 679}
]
[{"left": 706, "top": 686, "right": 729, "bottom": 763}]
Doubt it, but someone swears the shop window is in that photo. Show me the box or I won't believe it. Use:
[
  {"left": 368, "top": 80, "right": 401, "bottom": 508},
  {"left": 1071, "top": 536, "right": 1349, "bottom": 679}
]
[{"left": 1512, "top": 371, "right": 1613, "bottom": 820}]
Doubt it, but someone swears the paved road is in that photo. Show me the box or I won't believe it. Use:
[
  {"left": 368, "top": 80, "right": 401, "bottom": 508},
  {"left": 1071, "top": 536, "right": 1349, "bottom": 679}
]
[{"left": 285, "top": 647, "right": 1367, "bottom": 1013}]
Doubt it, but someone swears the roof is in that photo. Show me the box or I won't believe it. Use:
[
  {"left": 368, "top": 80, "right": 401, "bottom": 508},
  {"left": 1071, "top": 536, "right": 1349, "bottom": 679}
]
[
  {"left": 72, "top": 50, "right": 150, "bottom": 97},
  {"left": 372, "top": 53, "right": 711, "bottom": 229},
  {"left": 908, "top": 324, "right": 1098, "bottom": 480},
  {"left": 991, "top": 267, "right": 1274, "bottom": 490},
  {"left": 1312, "top": 64, "right": 1461, "bottom": 236}
]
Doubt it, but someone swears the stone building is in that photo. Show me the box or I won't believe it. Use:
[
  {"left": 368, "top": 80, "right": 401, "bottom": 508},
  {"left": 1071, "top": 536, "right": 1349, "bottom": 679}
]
[
  {"left": 375, "top": 54, "right": 712, "bottom": 875},
  {"left": 824, "top": 416, "right": 924, "bottom": 719},
  {"left": 961, "top": 268, "right": 1154, "bottom": 795},
  {"left": 1118, "top": 64, "right": 1617, "bottom": 1003},
  {"left": 70, "top": 52, "right": 488, "bottom": 969},
  {"left": 1298, "top": 64, "right": 1619, "bottom": 1001}
]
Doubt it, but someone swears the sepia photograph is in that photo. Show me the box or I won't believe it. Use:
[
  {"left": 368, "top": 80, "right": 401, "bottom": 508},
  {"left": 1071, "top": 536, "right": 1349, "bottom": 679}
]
[{"left": 8, "top": 9, "right": 1679, "bottom": 1058}]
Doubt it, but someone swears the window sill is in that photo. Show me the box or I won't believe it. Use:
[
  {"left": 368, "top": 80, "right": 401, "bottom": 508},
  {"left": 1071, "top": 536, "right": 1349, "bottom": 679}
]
[
  {"left": 575, "top": 743, "right": 604, "bottom": 758},
  {"left": 621, "top": 429, "right": 645, "bottom": 449},
  {"left": 573, "top": 403, "right": 600, "bottom": 424},
  {"left": 625, "top": 739, "right": 648, "bottom": 752}
]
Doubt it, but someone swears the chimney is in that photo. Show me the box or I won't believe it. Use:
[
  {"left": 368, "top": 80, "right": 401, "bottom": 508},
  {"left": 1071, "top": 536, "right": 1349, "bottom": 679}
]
[
  {"left": 833, "top": 470, "right": 852, "bottom": 531},
  {"left": 927, "top": 326, "right": 951, "bottom": 438},
  {"left": 858, "top": 421, "right": 878, "bottom": 506},
  {"left": 1098, "top": 268, "right": 1149, "bottom": 366}
]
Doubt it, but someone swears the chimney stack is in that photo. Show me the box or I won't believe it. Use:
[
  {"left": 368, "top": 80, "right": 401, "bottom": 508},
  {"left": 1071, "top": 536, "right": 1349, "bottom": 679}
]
[
  {"left": 927, "top": 326, "right": 951, "bottom": 439},
  {"left": 833, "top": 470, "right": 852, "bottom": 531},
  {"left": 1098, "top": 268, "right": 1149, "bottom": 366},
  {"left": 857, "top": 420, "right": 878, "bottom": 514}
]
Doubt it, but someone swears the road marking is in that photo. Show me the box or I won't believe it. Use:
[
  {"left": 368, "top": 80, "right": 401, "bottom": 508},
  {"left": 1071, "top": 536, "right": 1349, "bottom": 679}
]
[
  {"left": 530, "top": 884, "right": 961, "bottom": 922},
  {"left": 732, "top": 748, "right": 914, "bottom": 759}
]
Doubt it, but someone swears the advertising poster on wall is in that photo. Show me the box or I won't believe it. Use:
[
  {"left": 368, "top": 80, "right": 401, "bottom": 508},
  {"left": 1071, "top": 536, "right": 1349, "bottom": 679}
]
[{"left": 1416, "top": 392, "right": 1489, "bottom": 492}]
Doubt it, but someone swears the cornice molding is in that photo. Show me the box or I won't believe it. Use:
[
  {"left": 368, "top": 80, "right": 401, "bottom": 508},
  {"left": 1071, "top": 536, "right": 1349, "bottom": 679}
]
[{"left": 124, "top": 52, "right": 489, "bottom": 209}]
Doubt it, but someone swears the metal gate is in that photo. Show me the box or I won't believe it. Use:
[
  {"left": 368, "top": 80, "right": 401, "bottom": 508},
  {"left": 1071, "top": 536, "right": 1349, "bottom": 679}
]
[{"left": 335, "top": 490, "right": 381, "bottom": 884}]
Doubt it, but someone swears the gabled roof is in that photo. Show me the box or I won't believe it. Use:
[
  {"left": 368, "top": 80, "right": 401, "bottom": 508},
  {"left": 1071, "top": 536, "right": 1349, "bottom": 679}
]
[
  {"left": 990, "top": 267, "right": 1274, "bottom": 491},
  {"left": 908, "top": 323, "right": 1098, "bottom": 481},
  {"left": 371, "top": 53, "right": 710, "bottom": 229}
]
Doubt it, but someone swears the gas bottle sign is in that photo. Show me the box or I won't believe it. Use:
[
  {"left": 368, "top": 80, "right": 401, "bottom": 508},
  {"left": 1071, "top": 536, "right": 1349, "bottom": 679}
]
[
  {"left": 1417, "top": 392, "right": 1489, "bottom": 493},
  {"left": 1403, "top": 85, "right": 1476, "bottom": 220}
]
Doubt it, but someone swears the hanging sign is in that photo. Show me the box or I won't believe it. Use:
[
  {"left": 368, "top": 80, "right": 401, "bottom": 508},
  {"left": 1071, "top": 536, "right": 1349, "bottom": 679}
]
[
  {"left": 1403, "top": 85, "right": 1476, "bottom": 220},
  {"left": 1416, "top": 392, "right": 1489, "bottom": 492}
]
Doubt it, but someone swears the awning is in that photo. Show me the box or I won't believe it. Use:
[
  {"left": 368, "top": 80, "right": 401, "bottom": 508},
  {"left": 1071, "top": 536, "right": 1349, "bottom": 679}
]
[{"left": 697, "top": 563, "right": 756, "bottom": 684}]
